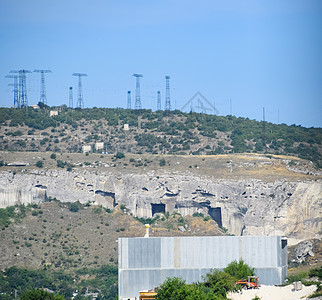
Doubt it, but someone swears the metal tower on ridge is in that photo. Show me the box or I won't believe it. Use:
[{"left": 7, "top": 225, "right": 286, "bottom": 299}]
[
  {"left": 10, "top": 70, "right": 31, "bottom": 107},
  {"left": 133, "top": 74, "right": 143, "bottom": 109},
  {"left": 5, "top": 74, "right": 19, "bottom": 107},
  {"left": 73, "top": 73, "right": 87, "bottom": 109},
  {"left": 69, "top": 87, "right": 73, "bottom": 108},
  {"left": 165, "top": 76, "right": 171, "bottom": 111},
  {"left": 157, "top": 91, "right": 161, "bottom": 110},
  {"left": 34, "top": 69, "right": 52, "bottom": 105},
  {"left": 127, "top": 91, "right": 131, "bottom": 109}
]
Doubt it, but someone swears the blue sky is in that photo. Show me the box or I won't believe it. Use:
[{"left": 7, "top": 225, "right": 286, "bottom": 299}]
[{"left": 0, "top": 0, "right": 321, "bottom": 127}]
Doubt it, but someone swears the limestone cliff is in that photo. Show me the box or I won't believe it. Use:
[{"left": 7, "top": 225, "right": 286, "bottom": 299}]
[{"left": 0, "top": 168, "right": 321, "bottom": 243}]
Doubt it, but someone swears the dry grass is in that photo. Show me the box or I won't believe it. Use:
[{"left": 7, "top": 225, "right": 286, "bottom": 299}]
[
  {"left": 0, "top": 201, "right": 222, "bottom": 272},
  {"left": 0, "top": 151, "right": 320, "bottom": 183}
]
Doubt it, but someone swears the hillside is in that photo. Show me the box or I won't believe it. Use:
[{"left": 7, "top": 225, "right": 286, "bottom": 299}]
[
  {"left": 0, "top": 151, "right": 321, "bottom": 242},
  {"left": 0, "top": 107, "right": 321, "bottom": 168},
  {"left": 0, "top": 201, "right": 223, "bottom": 272},
  {"left": 0, "top": 200, "right": 223, "bottom": 299},
  {"left": 0, "top": 107, "right": 321, "bottom": 299}
]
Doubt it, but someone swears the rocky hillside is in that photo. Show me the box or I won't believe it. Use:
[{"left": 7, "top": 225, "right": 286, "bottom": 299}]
[
  {"left": 0, "top": 107, "right": 321, "bottom": 168},
  {"left": 0, "top": 151, "right": 321, "bottom": 245},
  {"left": 0, "top": 200, "right": 223, "bottom": 272}
]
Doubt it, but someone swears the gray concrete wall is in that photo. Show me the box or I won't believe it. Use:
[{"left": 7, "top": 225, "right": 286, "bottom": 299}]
[{"left": 118, "top": 236, "right": 287, "bottom": 300}]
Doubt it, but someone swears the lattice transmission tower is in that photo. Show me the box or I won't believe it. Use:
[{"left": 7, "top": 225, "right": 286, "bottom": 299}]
[
  {"left": 34, "top": 69, "right": 52, "bottom": 105},
  {"left": 10, "top": 70, "right": 31, "bottom": 107},
  {"left": 73, "top": 73, "right": 87, "bottom": 109},
  {"left": 165, "top": 76, "right": 171, "bottom": 111},
  {"left": 157, "top": 91, "right": 161, "bottom": 111},
  {"left": 5, "top": 74, "right": 19, "bottom": 107},
  {"left": 133, "top": 74, "right": 143, "bottom": 109},
  {"left": 69, "top": 87, "right": 73, "bottom": 108},
  {"left": 127, "top": 91, "right": 131, "bottom": 109}
]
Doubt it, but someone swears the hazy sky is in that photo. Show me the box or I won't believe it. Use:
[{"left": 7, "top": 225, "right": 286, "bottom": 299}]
[{"left": 1, "top": 0, "right": 321, "bottom": 127}]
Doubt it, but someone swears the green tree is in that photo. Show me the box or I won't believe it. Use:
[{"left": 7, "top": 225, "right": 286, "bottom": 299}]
[
  {"left": 21, "top": 288, "right": 65, "bottom": 300},
  {"left": 224, "top": 260, "right": 254, "bottom": 280},
  {"left": 156, "top": 278, "right": 220, "bottom": 300},
  {"left": 202, "top": 270, "right": 238, "bottom": 298},
  {"left": 155, "top": 277, "right": 188, "bottom": 300}
]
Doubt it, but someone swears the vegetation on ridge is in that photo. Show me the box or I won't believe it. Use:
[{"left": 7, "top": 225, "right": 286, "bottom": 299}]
[{"left": 0, "top": 107, "right": 321, "bottom": 168}]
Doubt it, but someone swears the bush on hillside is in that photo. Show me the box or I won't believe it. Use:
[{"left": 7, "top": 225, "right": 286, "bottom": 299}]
[
  {"left": 224, "top": 260, "right": 255, "bottom": 280},
  {"left": 21, "top": 288, "right": 65, "bottom": 300}
]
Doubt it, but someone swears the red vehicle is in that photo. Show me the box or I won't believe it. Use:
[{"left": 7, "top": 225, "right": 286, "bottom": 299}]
[{"left": 235, "top": 276, "right": 260, "bottom": 289}]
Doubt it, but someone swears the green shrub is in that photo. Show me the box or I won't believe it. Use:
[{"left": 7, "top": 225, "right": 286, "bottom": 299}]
[
  {"left": 287, "top": 272, "right": 308, "bottom": 283},
  {"left": 115, "top": 152, "right": 125, "bottom": 159},
  {"left": 50, "top": 153, "right": 56, "bottom": 159},
  {"left": 120, "top": 204, "right": 126, "bottom": 211},
  {"left": 56, "top": 160, "right": 65, "bottom": 168},
  {"left": 36, "top": 160, "right": 43, "bottom": 168},
  {"left": 192, "top": 212, "right": 204, "bottom": 218},
  {"left": 155, "top": 277, "right": 188, "bottom": 300},
  {"left": 93, "top": 206, "right": 102, "bottom": 214},
  {"left": 202, "top": 269, "right": 239, "bottom": 298},
  {"left": 21, "top": 288, "right": 65, "bottom": 300},
  {"left": 309, "top": 266, "right": 322, "bottom": 280},
  {"left": 159, "top": 158, "right": 166, "bottom": 167},
  {"left": 224, "top": 260, "right": 255, "bottom": 280},
  {"left": 69, "top": 203, "right": 79, "bottom": 213},
  {"left": 135, "top": 216, "right": 159, "bottom": 225}
]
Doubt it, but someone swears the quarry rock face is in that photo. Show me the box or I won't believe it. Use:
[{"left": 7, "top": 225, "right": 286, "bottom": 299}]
[
  {"left": 295, "top": 241, "right": 314, "bottom": 263},
  {"left": 0, "top": 169, "right": 321, "bottom": 243}
]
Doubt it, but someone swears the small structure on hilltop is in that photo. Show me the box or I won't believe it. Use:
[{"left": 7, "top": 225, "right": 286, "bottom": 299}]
[
  {"left": 95, "top": 142, "right": 104, "bottom": 151},
  {"left": 49, "top": 110, "right": 58, "bottom": 117},
  {"left": 123, "top": 124, "right": 129, "bottom": 131},
  {"left": 118, "top": 235, "right": 288, "bottom": 300},
  {"left": 82, "top": 145, "right": 91, "bottom": 153}
]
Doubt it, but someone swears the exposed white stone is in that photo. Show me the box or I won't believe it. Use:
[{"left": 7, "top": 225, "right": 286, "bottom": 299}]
[{"left": 0, "top": 169, "right": 321, "bottom": 243}]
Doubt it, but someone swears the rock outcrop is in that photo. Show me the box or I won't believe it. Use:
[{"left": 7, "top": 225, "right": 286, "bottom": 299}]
[{"left": 1, "top": 168, "right": 321, "bottom": 243}]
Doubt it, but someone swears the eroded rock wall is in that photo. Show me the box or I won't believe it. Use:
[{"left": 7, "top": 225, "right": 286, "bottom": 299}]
[{"left": 0, "top": 170, "right": 321, "bottom": 242}]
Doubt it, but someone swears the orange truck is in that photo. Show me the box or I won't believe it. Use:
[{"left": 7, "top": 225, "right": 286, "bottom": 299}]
[{"left": 235, "top": 276, "right": 260, "bottom": 289}]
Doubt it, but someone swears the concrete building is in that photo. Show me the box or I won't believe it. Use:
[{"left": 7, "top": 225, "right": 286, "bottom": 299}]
[
  {"left": 118, "top": 236, "right": 287, "bottom": 299},
  {"left": 95, "top": 142, "right": 104, "bottom": 151},
  {"left": 49, "top": 110, "right": 58, "bottom": 116},
  {"left": 123, "top": 124, "right": 129, "bottom": 131},
  {"left": 82, "top": 145, "right": 91, "bottom": 153}
]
